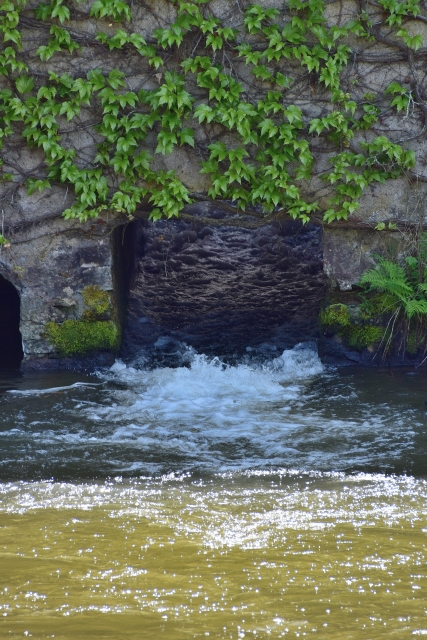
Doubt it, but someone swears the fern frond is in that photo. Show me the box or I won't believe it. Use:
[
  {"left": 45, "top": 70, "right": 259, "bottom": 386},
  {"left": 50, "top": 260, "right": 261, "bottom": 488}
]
[
  {"left": 360, "top": 258, "right": 413, "bottom": 300},
  {"left": 403, "top": 299, "right": 427, "bottom": 319}
]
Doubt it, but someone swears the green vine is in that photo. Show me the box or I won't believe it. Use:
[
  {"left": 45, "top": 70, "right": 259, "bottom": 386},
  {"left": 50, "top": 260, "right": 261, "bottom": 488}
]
[{"left": 0, "top": 0, "right": 425, "bottom": 224}]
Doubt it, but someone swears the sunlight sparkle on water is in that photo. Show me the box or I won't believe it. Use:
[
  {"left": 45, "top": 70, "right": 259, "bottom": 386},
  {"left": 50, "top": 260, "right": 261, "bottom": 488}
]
[{"left": 1, "top": 344, "right": 427, "bottom": 637}]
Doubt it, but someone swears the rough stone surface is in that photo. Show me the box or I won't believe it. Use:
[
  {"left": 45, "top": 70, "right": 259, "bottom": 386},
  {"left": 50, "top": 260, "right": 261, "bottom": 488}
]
[
  {"left": 323, "top": 228, "right": 381, "bottom": 290},
  {"left": 318, "top": 333, "right": 427, "bottom": 367},
  {"left": 323, "top": 182, "right": 427, "bottom": 290},
  {"left": 0, "top": 211, "right": 121, "bottom": 369},
  {"left": 122, "top": 207, "right": 326, "bottom": 359}
]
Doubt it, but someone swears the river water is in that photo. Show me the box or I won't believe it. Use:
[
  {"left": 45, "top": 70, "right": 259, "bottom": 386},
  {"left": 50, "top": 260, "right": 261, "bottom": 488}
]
[{"left": 1, "top": 344, "right": 427, "bottom": 638}]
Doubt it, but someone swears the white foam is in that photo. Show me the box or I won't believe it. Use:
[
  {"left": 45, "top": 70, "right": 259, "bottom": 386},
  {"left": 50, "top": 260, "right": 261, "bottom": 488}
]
[
  {"left": 265, "top": 343, "right": 324, "bottom": 380},
  {"left": 7, "top": 382, "right": 102, "bottom": 396},
  {"left": 0, "top": 343, "right": 420, "bottom": 477},
  {"left": 94, "top": 345, "right": 323, "bottom": 433}
]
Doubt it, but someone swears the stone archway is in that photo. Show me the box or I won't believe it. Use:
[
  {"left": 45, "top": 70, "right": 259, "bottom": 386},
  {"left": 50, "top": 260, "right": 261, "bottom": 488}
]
[{"left": 0, "top": 274, "right": 23, "bottom": 368}]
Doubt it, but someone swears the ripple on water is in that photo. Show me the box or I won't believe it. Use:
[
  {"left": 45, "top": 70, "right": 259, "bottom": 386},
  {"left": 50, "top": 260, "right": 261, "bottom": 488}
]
[
  {"left": 0, "top": 343, "right": 425, "bottom": 478},
  {"left": 0, "top": 343, "right": 427, "bottom": 636},
  {"left": 0, "top": 473, "right": 427, "bottom": 638}
]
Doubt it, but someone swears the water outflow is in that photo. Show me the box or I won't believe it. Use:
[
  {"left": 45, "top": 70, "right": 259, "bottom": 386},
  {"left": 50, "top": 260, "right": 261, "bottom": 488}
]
[{"left": 0, "top": 343, "right": 426, "bottom": 479}]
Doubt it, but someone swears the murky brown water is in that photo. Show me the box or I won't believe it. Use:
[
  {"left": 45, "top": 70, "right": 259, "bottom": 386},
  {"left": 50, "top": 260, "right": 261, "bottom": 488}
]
[
  {"left": 1, "top": 475, "right": 427, "bottom": 638},
  {"left": 1, "top": 345, "right": 427, "bottom": 638}
]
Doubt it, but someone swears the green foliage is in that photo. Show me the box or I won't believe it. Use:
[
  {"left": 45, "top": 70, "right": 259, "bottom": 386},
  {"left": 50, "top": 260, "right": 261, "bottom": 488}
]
[
  {"left": 343, "top": 325, "right": 383, "bottom": 350},
  {"left": 35, "top": 0, "right": 71, "bottom": 24},
  {"left": 90, "top": 0, "right": 131, "bottom": 22},
  {"left": 37, "top": 25, "right": 80, "bottom": 61},
  {"left": 359, "top": 292, "right": 394, "bottom": 318},
  {"left": 377, "top": 0, "right": 421, "bottom": 27},
  {"left": 360, "top": 255, "right": 427, "bottom": 320},
  {"left": 82, "top": 286, "right": 111, "bottom": 320},
  {"left": 44, "top": 319, "right": 119, "bottom": 356},
  {"left": 15, "top": 75, "right": 34, "bottom": 94},
  {"left": 357, "top": 236, "right": 427, "bottom": 356},
  {"left": 385, "top": 82, "right": 412, "bottom": 112},
  {"left": 319, "top": 303, "right": 351, "bottom": 330},
  {"left": 0, "top": 0, "right": 424, "bottom": 223}
]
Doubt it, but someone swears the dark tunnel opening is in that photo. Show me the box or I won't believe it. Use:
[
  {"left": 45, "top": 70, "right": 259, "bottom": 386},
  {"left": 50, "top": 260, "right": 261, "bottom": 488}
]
[
  {"left": 116, "top": 214, "right": 326, "bottom": 361},
  {"left": 0, "top": 274, "right": 23, "bottom": 369}
]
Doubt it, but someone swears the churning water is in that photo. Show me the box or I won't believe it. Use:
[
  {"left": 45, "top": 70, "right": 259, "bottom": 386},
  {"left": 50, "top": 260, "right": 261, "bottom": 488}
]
[{"left": 1, "top": 344, "right": 427, "bottom": 638}]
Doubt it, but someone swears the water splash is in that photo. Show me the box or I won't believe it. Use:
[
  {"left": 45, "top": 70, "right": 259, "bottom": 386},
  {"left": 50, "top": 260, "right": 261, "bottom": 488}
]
[{"left": 0, "top": 343, "right": 424, "bottom": 479}]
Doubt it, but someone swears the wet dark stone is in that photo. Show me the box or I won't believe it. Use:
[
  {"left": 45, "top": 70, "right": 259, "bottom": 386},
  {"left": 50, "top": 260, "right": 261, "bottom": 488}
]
[
  {"left": 318, "top": 334, "right": 427, "bottom": 368},
  {"left": 121, "top": 209, "right": 327, "bottom": 359},
  {"left": 21, "top": 351, "right": 115, "bottom": 373}
]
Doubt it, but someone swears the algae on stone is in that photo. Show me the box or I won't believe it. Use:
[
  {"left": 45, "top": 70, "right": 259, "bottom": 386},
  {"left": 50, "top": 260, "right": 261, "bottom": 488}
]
[
  {"left": 82, "top": 285, "right": 111, "bottom": 320},
  {"left": 45, "top": 319, "right": 119, "bottom": 356},
  {"left": 319, "top": 304, "right": 351, "bottom": 331},
  {"left": 320, "top": 302, "right": 384, "bottom": 351}
]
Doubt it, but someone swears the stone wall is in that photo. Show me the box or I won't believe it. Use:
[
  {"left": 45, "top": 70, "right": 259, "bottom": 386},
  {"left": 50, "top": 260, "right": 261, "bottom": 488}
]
[
  {"left": 1, "top": 0, "right": 427, "bottom": 367},
  {"left": 0, "top": 208, "right": 121, "bottom": 368}
]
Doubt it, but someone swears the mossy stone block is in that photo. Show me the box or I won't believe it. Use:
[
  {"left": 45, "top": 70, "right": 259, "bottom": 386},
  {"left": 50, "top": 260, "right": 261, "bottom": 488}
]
[
  {"left": 45, "top": 319, "right": 119, "bottom": 356},
  {"left": 82, "top": 285, "right": 111, "bottom": 320},
  {"left": 319, "top": 303, "right": 351, "bottom": 331},
  {"left": 342, "top": 325, "right": 383, "bottom": 350}
]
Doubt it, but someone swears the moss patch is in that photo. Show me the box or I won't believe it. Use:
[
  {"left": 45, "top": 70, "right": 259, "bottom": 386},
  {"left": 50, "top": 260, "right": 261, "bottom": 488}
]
[
  {"left": 342, "top": 325, "right": 383, "bottom": 350},
  {"left": 407, "top": 326, "right": 427, "bottom": 354},
  {"left": 82, "top": 285, "right": 111, "bottom": 320},
  {"left": 319, "top": 304, "right": 351, "bottom": 331},
  {"left": 320, "top": 303, "right": 384, "bottom": 351},
  {"left": 45, "top": 320, "right": 119, "bottom": 356},
  {"left": 407, "top": 329, "right": 419, "bottom": 354}
]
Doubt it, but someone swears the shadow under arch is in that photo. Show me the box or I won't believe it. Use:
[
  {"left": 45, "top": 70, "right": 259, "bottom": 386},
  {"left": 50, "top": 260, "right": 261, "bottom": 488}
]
[{"left": 0, "top": 273, "right": 23, "bottom": 369}]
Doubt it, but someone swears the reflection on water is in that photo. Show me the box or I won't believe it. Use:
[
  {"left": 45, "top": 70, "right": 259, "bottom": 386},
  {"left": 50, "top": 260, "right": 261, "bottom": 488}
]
[
  {"left": 1, "top": 474, "right": 427, "bottom": 638},
  {"left": 0, "top": 344, "right": 427, "bottom": 638}
]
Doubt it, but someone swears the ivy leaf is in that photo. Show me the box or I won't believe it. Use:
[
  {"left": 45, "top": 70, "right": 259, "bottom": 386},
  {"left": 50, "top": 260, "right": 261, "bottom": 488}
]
[
  {"left": 259, "top": 118, "right": 277, "bottom": 138},
  {"left": 200, "top": 158, "right": 219, "bottom": 174},
  {"left": 51, "top": 3, "right": 70, "bottom": 23},
  {"left": 208, "top": 142, "right": 228, "bottom": 162},
  {"left": 25, "top": 178, "right": 51, "bottom": 194},
  {"left": 107, "top": 69, "right": 126, "bottom": 90},
  {"left": 59, "top": 101, "right": 80, "bottom": 121},
  {"left": 205, "top": 33, "right": 223, "bottom": 51},
  {"left": 15, "top": 75, "right": 34, "bottom": 94},
  {"left": 156, "top": 131, "right": 178, "bottom": 155},
  {"left": 284, "top": 105, "right": 302, "bottom": 124},
  {"left": 90, "top": 0, "right": 131, "bottom": 22},
  {"left": 194, "top": 103, "right": 215, "bottom": 123},
  {"left": 178, "top": 128, "right": 194, "bottom": 147},
  {"left": 133, "top": 150, "right": 152, "bottom": 174},
  {"left": 275, "top": 72, "right": 290, "bottom": 87},
  {"left": 252, "top": 64, "right": 273, "bottom": 81}
]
